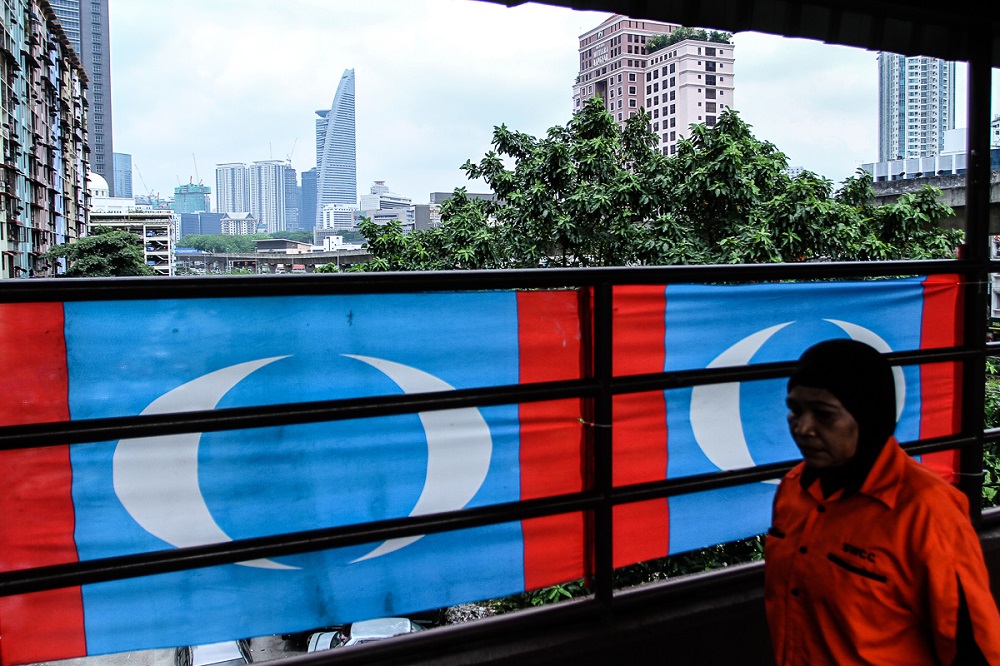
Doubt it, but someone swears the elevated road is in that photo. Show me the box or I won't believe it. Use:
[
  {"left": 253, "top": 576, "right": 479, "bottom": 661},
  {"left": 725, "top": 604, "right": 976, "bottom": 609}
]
[{"left": 174, "top": 249, "right": 373, "bottom": 274}]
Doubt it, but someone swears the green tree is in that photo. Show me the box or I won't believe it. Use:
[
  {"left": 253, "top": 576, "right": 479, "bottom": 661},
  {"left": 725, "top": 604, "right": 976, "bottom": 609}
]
[
  {"left": 180, "top": 234, "right": 269, "bottom": 253},
  {"left": 356, "top": 98, "right": 960, "bottom": 272},
  {"left": 646, "top": 27, "right": 733, "bottom": 54},
  {"left": 984, "top": 359, "right": 1000, "bottom": 507},
  {"left": 44, "top": 226, "right": 154, "bottom": 277}
]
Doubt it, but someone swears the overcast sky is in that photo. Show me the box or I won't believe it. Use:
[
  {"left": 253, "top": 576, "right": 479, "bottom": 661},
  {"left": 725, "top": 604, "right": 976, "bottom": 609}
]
[{"left": 108, "top": 0, "right": 1000, "bottom": 206}]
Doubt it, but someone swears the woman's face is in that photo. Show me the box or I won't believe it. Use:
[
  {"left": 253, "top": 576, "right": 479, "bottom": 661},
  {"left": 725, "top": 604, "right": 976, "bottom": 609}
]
[{"left": 786, "top": 385, "right": 859, "bottom": 469}]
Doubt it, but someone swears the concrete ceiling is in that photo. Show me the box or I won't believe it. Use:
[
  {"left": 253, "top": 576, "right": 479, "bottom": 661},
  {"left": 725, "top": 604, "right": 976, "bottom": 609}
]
[{"left": 480, "top": 0, "right": 999, "bottom": 66}]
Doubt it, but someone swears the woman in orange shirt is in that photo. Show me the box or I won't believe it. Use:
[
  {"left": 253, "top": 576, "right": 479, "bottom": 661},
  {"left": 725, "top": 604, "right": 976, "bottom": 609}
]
[{"left": 765, "top": 339, "right": 1000, "bottom": 665}]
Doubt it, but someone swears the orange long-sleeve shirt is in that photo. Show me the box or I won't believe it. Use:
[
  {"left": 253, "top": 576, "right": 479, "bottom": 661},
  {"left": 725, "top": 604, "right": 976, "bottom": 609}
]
[{"left": 765, "top": 438, "right": 1000, "bottom": 665}]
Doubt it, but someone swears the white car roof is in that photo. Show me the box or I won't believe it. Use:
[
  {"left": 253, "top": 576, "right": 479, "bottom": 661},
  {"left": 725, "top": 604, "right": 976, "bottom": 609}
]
[
  {"left": 306, "top": 631, "right": 341, "bottom": 652},
  {"left": 349, "top": 618, "right": 417, "bottom": 641},
  {"left": 191, "top": 642, "right": 244, "bottom": 666}
]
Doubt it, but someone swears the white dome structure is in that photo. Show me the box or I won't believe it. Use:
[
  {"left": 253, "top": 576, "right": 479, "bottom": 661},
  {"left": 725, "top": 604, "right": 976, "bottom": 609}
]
[{"left": 87, "top": 171, "right": 110, "bottom": 198}]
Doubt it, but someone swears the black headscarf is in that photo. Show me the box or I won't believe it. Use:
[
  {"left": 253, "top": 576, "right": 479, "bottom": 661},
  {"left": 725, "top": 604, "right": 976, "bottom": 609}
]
[{"left": 787, "top": 339, "right": 897, "bottom": 497}]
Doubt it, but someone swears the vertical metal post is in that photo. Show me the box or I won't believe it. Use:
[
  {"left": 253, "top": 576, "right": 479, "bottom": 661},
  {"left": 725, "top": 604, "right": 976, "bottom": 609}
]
[
  {"left": 593, "top": 281, "right": 614, "bottom": 609},
  {"left": 960, "top": 29, "right": 992, "bottom": 524}
]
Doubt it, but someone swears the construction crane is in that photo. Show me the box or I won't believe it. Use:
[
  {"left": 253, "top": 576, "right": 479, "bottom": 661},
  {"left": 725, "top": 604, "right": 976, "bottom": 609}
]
[
  {"left": 192, "top": 153, "right": 202, "bottom": 185},
  {"left": 134, "top": 161, "right": 153, "bottom": 196}
]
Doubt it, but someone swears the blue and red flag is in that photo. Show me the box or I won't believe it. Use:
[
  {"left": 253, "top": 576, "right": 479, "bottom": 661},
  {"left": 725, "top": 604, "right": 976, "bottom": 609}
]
[{"left": 0, "top": 277, "right": 961, "bottom": 664}]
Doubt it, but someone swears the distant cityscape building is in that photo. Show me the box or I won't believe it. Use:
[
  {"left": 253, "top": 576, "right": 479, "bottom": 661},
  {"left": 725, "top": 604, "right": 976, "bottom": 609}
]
[
  {"left": 878, "top": 53, "right": 956, "bottom": 161},
  {"left": 301, "top": 168, "right": 318, "bottom": 231},
  {"left": 284, "top": 166, "right": 300, "bottom": 232},
  {"left": 993, "top": 115, "right": 1000, "bottom": 148},
  {"left": 179, "top": 212, "right": 224, "bottom": 239},
  {"left": 413, "top": 204, "right": 442, "bottom": 230},
  {"left": 172, "top": 183, "right": 211, "bottom": 214},
  {"left": 248, "top": 160, "right": 288, "bottom": 233},
  {"left": 113, "top": 153, "right": 133, "bottom": 198},
  {"left": 862, "top": 128, "right": 1000, "bottom": 181},
  {"left": 51, "top": 0, "right": 114, "bottom": 193},
  {"left": 321, "top": 204, "right": 360, "bottom": 231},
  {"left": 221, "top": 212, "right": 260, "bottom": 236},
  {"left": 315, "top": 68, "right": 357, "bottom": 224},
  {"left": 429, "top": 192, "right": 496, "bottom": 205},
  {"left": 215, "top": 163, "right": 251, "bottom": 215},
  {"left": 88, "top": 172, "right": 176, "bottom": 276},
  {"left": 573, "top": 15, "right": 736, "bottom": 156},
  {"left": 1, "top": 0, "right": 89, "bottom": 278},
  {"left": 135, "top": 193, "right": 171, "bottom": 210},
  {"left": 360, "top": 181, "right": 412, "bottom": 211}
]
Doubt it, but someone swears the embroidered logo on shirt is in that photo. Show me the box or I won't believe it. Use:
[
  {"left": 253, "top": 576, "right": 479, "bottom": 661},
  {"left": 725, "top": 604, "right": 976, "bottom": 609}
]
[{"left": 842, "top": 542, "right": 876, "bottom": 563}]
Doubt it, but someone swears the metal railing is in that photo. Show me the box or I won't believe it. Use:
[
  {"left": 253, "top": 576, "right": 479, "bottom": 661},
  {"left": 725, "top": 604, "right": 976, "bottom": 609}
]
[{"left": 0, "top": 256, "right": 993, "bottom": 613}]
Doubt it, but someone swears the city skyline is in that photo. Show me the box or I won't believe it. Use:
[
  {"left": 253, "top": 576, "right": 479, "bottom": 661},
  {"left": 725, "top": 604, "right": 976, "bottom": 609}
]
[{"left": 107, "top": 1, "right": 1000, "bottom": 207}]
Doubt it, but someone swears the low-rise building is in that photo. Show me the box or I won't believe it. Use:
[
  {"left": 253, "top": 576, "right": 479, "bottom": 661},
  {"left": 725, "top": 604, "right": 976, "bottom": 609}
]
[
  {"left": 88, "top": 172, "right": 176, "bottom": 276},
  {"left": 220, "top": 212, "right": 260, "bottom": 235}
]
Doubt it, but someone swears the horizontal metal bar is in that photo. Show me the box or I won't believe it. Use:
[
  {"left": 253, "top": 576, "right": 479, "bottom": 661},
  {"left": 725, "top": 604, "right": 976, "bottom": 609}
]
[
  {"left": 614, "top": 346, "right": 973, "bottom": 395},
  {"left": 1, "top": 347, "right": 970, "bottom": 451},
  {"left": 0, "top": 491, "right": 601, "bottom": 598},
  {"left": 0, "top": 259, "right": 961, "bottom": 303},
  {"left": 0, "top": 432, "right": 982, "bottom": 598},
  {"left": 0, "top": 378, "right": 599, "bottom": 451},
  {"left": 611, "top": 434, "right": 976, "bottom": 506}
]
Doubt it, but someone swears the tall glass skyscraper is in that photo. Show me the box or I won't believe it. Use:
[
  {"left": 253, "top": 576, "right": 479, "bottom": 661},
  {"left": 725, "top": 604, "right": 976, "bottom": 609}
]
[
  {"left": 315, "top": 69, "right": 357, "bottom": 227},
  {"left": 301, "top": 168, "right": 318, "bottom": 231},
  {"left": 51, "top": 0, "right": 115, "bottom": 194},
  {"left": 113, "top": 152, "right": 132, "bottom": 198},
  {"left": 878, "top": 53, "right": 955, "bottom": 161}
]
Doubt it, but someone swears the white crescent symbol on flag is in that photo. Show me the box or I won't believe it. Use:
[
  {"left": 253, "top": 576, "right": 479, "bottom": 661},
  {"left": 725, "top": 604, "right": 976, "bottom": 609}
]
[
  {"left": 113, "top": 354, "right": 493, "bottom": 569},
  {"left": 689, "top": 323, "right": 792, "bottom": 483},
  {"left": 113, "top": 356, "right": 297, "bottom": 570},
  {"left": 342, "top": 354, "right": 493, "bottom": 563},
  {"left": 689, "top": 320, "right": 906, "bottom": 479}
]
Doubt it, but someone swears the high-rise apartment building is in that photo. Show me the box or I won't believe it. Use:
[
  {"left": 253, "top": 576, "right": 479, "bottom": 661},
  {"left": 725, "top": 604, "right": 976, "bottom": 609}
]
[
  {"left": 2, "top": 0, "right": 89, "bottom": 278},
  {"left": 113, "top": 152, "right": 133, "bottom": 198},
  {"left": 878, "top": 53, "right": 956, "bottom": 161},
  {"left": 248, "top": 160, "right": 288, "bottom": 233},
  {"left": 51, "top": 0, "right": 114, "bottom": 194},
  {"left": 315, "top": 69, "right": 357, "bottom": 226},
  {"left": 215, "top": 163, "right": 250, "bottom": 214},
  {"left": 573, "top": 15, "right": 735, "bottom": 156}
]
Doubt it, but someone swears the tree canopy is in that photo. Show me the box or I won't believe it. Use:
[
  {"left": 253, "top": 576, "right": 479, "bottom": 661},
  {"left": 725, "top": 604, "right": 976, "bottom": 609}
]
[
  {"left": 354, "top": 97, "right": 961, "bottom": 272},
  {"left": 646, "top": 28, "right": 733, "bottom": 55},
  {"left": 179, "top": 230, "right": 315, "bottom": 253},
  {"left": 44, "top": 226, "right": 155, "bottom": 277}
]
